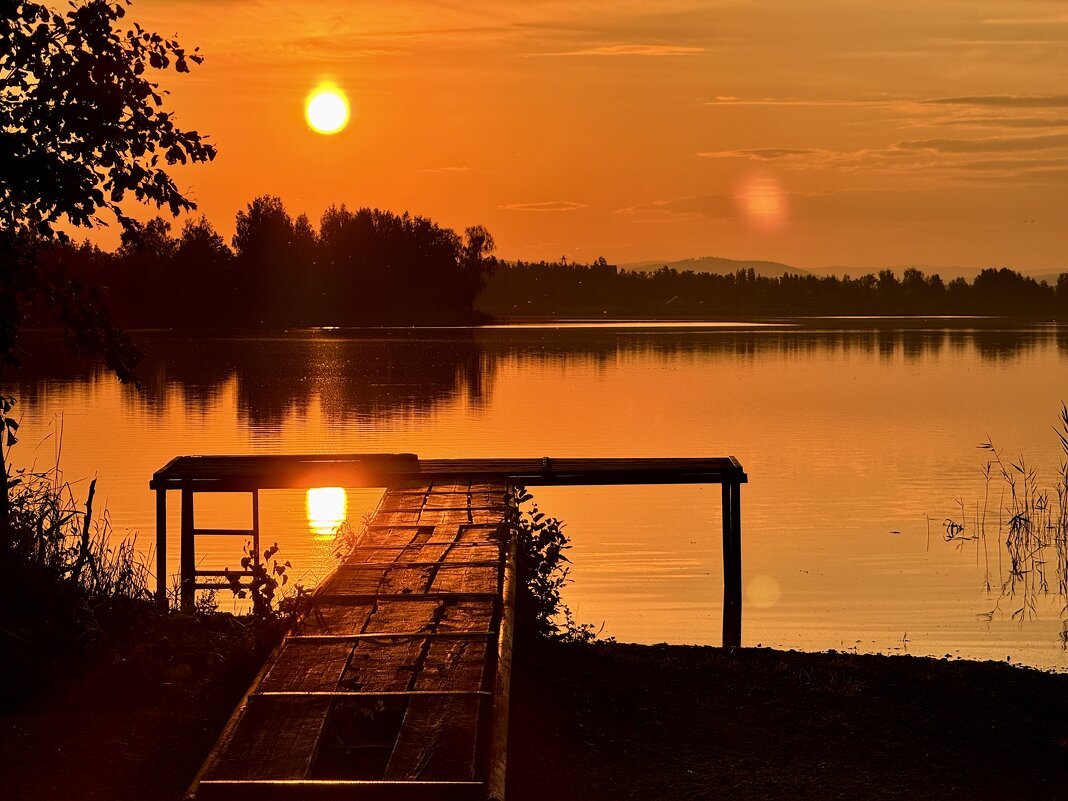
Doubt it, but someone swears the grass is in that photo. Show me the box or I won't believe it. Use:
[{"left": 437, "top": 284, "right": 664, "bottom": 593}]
[{"left": 0, "top": 401, "right": 293, "bottom": 707}]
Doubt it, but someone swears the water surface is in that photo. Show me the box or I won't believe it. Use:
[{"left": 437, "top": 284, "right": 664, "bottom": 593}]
[{"left": 8, "top": 320, "right": 1068, "bottom": 669}]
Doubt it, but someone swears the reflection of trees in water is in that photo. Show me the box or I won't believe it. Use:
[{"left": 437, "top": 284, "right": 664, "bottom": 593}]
[
  {"left": 472, "top": 321, "right": 1067, "bottom": 367},
  {"left": 7, "top": 331, "right": 492, "bottom": 428},
  {"left": 7, "top": 322, "right": 1068, "bottom": 426}
]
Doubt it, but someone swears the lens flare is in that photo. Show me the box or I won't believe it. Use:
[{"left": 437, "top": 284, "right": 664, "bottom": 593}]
[
  {"left": 306, "top": 486, "right": 347, "bottom": 538},
  {"left": 746, "top": 574, "right": 782, "bottom": 609},
  {"left": 305, "top": 85, "right": 350, "bottom": 135},
  {"left": 738, "top": 175, "right": 787, "bottom": 231}
]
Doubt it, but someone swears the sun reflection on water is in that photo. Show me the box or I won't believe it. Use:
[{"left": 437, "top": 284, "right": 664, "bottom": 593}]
[{"left": 306, "top": 487, "right": 347, "bottom": 539}]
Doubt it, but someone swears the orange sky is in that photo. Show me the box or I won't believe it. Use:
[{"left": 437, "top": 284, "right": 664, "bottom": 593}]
[{"left": 106, "top": 1, "right": 1068, "bottom": 271}]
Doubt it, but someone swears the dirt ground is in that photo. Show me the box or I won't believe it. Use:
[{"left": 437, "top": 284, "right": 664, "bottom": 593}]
[
  {"left": 2, "top": 640, "right": 1066, "bottom": 800},
  {"left": 507, "top": 642, "right": 1068, "bottom": 801}
]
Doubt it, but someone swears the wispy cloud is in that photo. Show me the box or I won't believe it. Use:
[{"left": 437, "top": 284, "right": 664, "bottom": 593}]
[
  {"left": 417, "top": 165, "right": 472, "bottom": 173},
  {"left": 936, "top": 117, "right": 1068, "bottom": 129},
  {"left": 531, "top": 42, "right": 705, "bottom": 57},
  {"left": 696, "top": 148, "right": 818, "bottom": 160},
  {"left": 704, "top": 97, "right": 901, "bottom": 108},
  {"left": 921, "top": 95, "right": 1068, "bottom": 108},
  {"left": 615, "top": 195, "right": 734, "bottom": 221},
  {"left": 501, "top": 201, "right": 586, "bottom": 212},
  {"left": 982, "top": 15, "right": 1068, "bottom": 26},
  {"left": 897, "top": 133, "right": 1068, "bottom": 153}
]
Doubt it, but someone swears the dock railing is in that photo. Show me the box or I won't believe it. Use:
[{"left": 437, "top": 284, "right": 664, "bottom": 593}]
[{"left": 150, "top": 454, "right": 748, "bottom": 647}]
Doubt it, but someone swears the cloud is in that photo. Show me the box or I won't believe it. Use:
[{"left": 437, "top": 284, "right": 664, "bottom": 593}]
[
  {"left": 982, "top": 15, "right": 1068, "bottom": 26},
  {"left": 704, "top": 97, "right": 899, "bottom": 108},
  {"left": 615, "top": 195, "right": 735, "bottom": 221},
  {"left": 500, "top": 201, "right": 586, "bottom": 212},
  {"left": 696, "top": 148, "right": 817, "bottom": 160},
  {"left": 936, "top": 117, "right": 1068, "bottom": 129},
  {"left": 921, "top": 95, "right": 1068, "bottom": 108},
  {"left": 530, "top": 43, "right": 705, "bottom": 57},
  {"left": 417, "top": 166, "right": 472, "bottom": 173},
  {"left": 897, "top": 133, "right": 1068, "bottom": 153}
]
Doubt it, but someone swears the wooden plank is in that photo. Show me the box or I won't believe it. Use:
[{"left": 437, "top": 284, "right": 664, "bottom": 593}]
[
  {"left": 443, "top": 543, "right": 501, "bottom": 563},
  {"left": 341, "top": 637, "right": 428, "bottom": 692},
  {"left": 471, "top": 509, "right": 507, "bottom": 525},
  {"left": 426, "top": 524, "right": 463, "bottom": 544},
  {"left": 154, "top": 455, "right": 748, "bottom": 492},
  {"left": 379, "top": 566, "right": 434, "bottom": 594},
  {"left": 438, "top": 600, "right": 496, "bottom": 633},
  {"left": 345, "top": 547, "right": 405, "bottom": 564},
  {"left": 418, "top": 509, "right": 471, "bottom": 526},
  {"left": 429, "top": 480, "right": 470, "bottom": 492},
  {"left": 384, "top": 696, "right": 482, "bottom": 781},
  {"left": 319, "top": 567, "right": 387, "bottom": 596},
  {"left": 292, "top": 603, "right": 375, "bottom": 636},
  {"left": 412, "top": 637, "right": 489, "bottom": 691},
  {"left": 260, "top": 642, "right": 354, "bottom": 692},
  {"left": 196, "top": 780, "right": 483, "bottom": 801},
  {"left": 430, "top": 565, "right": 500, "bottom": 595},
  {"left": 375, "top": 510, "right": 422, "bottom": 526},
  {"left": 467, "top": 492, "right": 508, "bottom": 509},
  {"left": 457, "top": 524, "right": 505, "bottom": 544},
  {"left": 194, "top": 528, "right": 257, "bottom": 537},
  {"left": 359, "top": 526, "right": 428, "bottom": 548},
  {"left": 309, "top": 696, "right": 409, "bottom": 781},
  {"left": 404, "top": 543, "right": 452, "bottom": 562},
  {"left": 363, "top": 599, "right": 444, "bottom": 633},
  {"left": 206, "top": 697, "right": 331, "bottom": 780}
]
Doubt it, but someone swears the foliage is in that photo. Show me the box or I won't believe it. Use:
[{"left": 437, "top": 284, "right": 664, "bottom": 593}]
[
  {"left": 1, "top": 0, "right": 214, "bottom": 376},
  {"left": 224, "top": 541, "right": 309, "bottom": 622},
  {"left": 1, "top": 0, "right": 215, "bottom": 236},
  {"left": 513, "top": 487, "right": 600, "bottom": 643}
]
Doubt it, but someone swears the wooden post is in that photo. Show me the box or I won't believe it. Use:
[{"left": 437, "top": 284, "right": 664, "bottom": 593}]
[
  {"left": 251, "top": 488, "right": 260, "bottom": 565},
  {"left": 180, "top": 482, "right": 195, "bottom": 613},
  {"left": 721, "top": 482, "right": 742, "bottom": 648},
  {"left": 155, "top": 488, "right": 168, "bottom": 611}
]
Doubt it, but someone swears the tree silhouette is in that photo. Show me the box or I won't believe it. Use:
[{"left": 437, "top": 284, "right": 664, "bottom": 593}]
[{"left": 1, "top": 0, "right": 215, "bottom": 378}]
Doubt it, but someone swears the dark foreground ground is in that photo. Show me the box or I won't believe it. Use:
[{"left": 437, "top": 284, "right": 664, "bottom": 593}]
[
  {"left": 2, "top": 640, "right": 1066, "bottom": 800},
  {"left": 508, "top": 642, "right": 1068, "bottom": 801}
]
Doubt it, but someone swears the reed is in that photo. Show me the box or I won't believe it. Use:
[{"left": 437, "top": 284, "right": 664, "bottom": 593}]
[{"left": 943, "top": 404, "right": 1068, "bottom": 643}]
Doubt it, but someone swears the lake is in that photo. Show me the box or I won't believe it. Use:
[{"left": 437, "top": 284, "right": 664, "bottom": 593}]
[{"left": 7, "top": 320, "right": 1068, "bottom": 669}]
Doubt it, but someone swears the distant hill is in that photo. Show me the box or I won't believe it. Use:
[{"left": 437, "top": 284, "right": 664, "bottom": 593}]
[{"left": 622, "top": 256, "right": 810, "bottom": 278}]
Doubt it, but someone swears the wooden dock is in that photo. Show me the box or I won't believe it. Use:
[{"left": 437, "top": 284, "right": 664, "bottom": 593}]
[
  {"left": 152, "top": 455, "right": 747, "bottom": 801},
  {"left": 186, "top": 478, "right": 516, "bottom": 801}
]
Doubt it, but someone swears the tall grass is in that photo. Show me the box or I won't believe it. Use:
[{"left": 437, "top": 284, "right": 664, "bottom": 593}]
[
  {"left": 0, "top": 403, "right": 157, "bottom": 695},
  {"left": 943, "top": 404, "right": 1068, "bottom": 644}
]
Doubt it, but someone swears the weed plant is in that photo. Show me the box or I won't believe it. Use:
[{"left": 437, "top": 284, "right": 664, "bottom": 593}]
[
  {"left": 512, "top": 486, "right": 603, "bottom": 644},
  {"left": 943, "top": 404, "right": 1068, "bottom": 644}
]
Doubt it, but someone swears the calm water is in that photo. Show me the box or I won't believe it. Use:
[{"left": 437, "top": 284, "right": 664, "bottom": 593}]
[{"left": 7, "top": 321, "right": 1068, "bottom": 669}]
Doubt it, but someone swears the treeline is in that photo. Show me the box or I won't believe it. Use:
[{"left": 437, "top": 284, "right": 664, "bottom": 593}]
[
  {"left": 45, "top": 196, "right": 496, "bottom": 328},
  {"left": 478, "top": 260, "right": 1068, "bottom": 318},
  {"left": 32, "top": 200, "right": 1068, "bottom": 328}
]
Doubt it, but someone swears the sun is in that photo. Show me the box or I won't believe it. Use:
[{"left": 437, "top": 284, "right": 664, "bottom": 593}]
[{"left": 305, "top": 85, "right": 349, "bottom": 135}]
